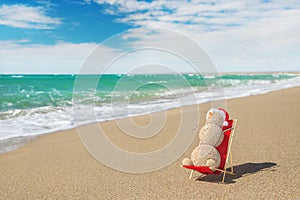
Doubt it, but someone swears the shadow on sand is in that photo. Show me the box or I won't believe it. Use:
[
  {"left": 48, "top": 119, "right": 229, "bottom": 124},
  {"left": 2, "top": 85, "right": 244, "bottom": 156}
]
[{"left": 196, "top": 162, "right": 277, "bottom": 184}]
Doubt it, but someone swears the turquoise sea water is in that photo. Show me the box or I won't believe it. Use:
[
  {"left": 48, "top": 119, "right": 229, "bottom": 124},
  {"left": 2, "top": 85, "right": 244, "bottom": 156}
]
[
  {"left": 0, "top": 73, "right": 300, "bottom": 153},
  {"left": 1, "top": 73, "right": 298, "bottom": 112}
]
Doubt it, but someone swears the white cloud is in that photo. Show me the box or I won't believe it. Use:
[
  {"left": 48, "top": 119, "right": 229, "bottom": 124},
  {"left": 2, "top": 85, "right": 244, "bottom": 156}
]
[
  {"left": 0, "top": 4, "right": 62, "bottom": 29},
  {"left": 0, "top": 41, "right": 98, "bottom": 74},
  {"left": 94, "top": 0, "right": 299, "bottom": 31},
  {"left": 0, "top": 30, "right": 217, "bottom": 74},
  {"left": 92, "top": 0, "right": 300, "bottom": 72}
]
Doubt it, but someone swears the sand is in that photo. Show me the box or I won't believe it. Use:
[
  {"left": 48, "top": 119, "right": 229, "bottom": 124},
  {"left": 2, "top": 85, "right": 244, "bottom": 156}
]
[{"left": 0, "top": 87, "right": 300, "bottom": 199}]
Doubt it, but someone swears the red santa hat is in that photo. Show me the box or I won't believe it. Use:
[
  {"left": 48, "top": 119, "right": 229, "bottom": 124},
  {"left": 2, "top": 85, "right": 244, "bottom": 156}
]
[{"left": 217, "top": 108, "right": 229, "bottom": 126}]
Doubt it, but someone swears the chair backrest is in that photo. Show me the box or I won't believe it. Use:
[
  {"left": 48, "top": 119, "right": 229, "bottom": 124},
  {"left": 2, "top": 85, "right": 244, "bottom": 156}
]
[{"left": 215, "top": 119, "right": 234, "bottom": 172}]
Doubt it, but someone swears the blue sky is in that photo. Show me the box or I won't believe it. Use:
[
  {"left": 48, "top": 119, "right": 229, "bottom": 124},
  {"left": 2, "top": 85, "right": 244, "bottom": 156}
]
[
  {"left": 0, "top": 0, "right": 299, "bottom": 74},
  {"left": 0, "top": 0, "right": 131, "bottom": 44}
]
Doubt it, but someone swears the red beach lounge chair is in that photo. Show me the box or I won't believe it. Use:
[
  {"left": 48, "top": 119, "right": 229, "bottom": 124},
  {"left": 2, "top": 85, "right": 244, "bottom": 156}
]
[{"left": 182, "top": 109, "right": 237, "bottom": 183}]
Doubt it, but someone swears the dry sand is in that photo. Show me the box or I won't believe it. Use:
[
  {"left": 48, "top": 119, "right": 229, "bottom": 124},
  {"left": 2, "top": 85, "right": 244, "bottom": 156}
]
[{"left": 0, "top": 87, "right": 299, "bottom": 199}]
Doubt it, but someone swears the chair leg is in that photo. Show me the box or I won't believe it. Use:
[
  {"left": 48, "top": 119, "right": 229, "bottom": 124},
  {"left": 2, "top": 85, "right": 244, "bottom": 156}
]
[
  {"left": 189, "top": 170, "right": 194, "bottom": 179},
  {"left": 229, "top": 149, "right": 234, "bottom": 174},
  {"left": 221, "top": 170, "right": 236, "bottom": 183},
  {"left": 222, "top": 171, "right": 226, "bottom": 183}
]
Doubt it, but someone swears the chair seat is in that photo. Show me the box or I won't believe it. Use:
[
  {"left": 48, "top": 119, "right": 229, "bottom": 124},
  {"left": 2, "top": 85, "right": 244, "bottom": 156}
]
[{"left": 182, "top": 165, "right": 219, "bottom": 174}]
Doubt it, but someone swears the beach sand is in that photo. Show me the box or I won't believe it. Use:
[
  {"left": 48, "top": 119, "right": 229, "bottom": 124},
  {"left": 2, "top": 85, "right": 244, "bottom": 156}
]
[{"left": 0, "top": 87, "right": 299, "bottom": 199}]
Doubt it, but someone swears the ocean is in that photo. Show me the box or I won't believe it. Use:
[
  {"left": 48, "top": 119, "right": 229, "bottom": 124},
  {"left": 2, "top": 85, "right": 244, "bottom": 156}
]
[{"left": 1, "top": 73, "right": 300, "bottom": 153}]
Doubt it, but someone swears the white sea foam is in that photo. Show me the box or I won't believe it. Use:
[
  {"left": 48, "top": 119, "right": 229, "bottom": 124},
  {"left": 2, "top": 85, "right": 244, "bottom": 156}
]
[{"left": 11, "top": 75, "right": 23, "bottom": 78}]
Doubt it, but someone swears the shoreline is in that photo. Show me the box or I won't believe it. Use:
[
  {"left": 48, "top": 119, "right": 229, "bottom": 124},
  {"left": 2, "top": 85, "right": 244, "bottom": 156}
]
[
  {"left": 0, "top": 86, "right": 299, "bottom": 199},
  {"left": 1, "top": 83, "right": 300, "bottom": 155},
  {"left": 1, "top": 72, "right": 300, "bottom": 151}
]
